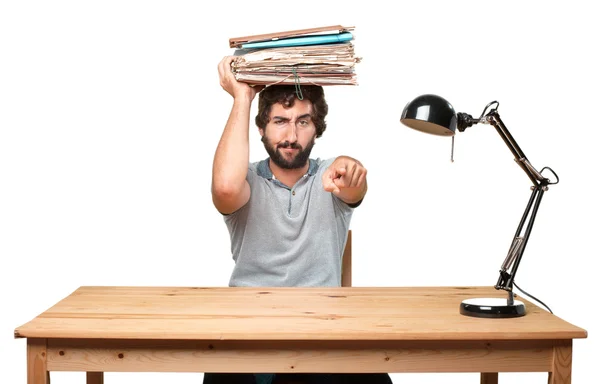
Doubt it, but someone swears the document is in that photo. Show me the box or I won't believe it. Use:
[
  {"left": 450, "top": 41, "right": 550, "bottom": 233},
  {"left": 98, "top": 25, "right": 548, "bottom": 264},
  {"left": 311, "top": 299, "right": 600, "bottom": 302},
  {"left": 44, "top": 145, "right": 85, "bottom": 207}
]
[{"left": 228, "top": 26, "right": 361, "bottom": 86}]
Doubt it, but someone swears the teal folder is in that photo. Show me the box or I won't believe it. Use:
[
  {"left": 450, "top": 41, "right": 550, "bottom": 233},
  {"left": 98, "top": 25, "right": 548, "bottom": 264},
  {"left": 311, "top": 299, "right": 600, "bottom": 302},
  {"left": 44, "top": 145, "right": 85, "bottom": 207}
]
[{"left": 240, "top": 32, "right": 353, "bottom": 49}]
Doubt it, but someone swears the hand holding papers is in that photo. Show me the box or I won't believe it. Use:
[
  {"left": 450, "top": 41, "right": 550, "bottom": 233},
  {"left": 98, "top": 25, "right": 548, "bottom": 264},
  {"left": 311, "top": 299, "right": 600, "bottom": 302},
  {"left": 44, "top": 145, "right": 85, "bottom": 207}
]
[{"left": 228, "top": 25, "right": 361, "bottom": 86}]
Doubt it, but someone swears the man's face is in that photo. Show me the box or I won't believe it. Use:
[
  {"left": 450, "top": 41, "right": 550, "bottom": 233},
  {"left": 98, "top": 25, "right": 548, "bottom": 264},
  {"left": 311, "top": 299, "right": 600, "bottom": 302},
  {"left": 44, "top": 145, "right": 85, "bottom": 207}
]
[{"left": 261, "top": 100, "right": 317, "bottom": 170}]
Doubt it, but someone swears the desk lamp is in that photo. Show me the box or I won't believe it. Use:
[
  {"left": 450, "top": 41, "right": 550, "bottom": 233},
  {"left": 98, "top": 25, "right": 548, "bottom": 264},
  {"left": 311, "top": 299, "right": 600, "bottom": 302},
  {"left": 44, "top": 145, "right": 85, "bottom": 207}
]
[{"left": 400, "top": 94, "right": 558, "bottom": 318}]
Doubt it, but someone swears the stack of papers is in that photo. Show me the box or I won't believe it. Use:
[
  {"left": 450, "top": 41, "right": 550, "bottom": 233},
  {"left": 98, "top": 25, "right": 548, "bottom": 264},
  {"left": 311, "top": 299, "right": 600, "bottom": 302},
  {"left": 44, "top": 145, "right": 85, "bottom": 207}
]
[{"left": 228, "top": 25, "right": 361, "bottom": 86}]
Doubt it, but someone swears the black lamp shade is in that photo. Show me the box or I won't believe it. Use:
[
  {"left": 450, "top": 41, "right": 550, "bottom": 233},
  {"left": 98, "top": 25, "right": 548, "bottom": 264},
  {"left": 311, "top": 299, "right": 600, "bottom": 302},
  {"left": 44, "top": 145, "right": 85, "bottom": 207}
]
[{"left": 400, "top": 94, "right": 457, "bottom": 136}]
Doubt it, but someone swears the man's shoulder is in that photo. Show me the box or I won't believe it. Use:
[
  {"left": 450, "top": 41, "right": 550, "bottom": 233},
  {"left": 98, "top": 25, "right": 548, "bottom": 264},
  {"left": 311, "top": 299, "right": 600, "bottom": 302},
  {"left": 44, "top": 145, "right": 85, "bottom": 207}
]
[
  {"left": 317, "top": 157, "right": 336, "bottom": 166},
  {"left": 249, "top": 159, "right": 271, "bottom": 180},
  {"left": 314, "top": 157, "right": 336, "bottom": 171},
  {"left": 248, "top": 161, "right": 259, "bottom": 173}
]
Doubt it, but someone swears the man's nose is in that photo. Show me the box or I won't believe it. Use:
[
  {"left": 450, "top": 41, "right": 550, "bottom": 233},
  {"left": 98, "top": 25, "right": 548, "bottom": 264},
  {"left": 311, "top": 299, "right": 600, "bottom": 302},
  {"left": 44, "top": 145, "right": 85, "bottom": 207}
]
[{"left": 284, "top": 124, "right": 298, "bottom": 143}]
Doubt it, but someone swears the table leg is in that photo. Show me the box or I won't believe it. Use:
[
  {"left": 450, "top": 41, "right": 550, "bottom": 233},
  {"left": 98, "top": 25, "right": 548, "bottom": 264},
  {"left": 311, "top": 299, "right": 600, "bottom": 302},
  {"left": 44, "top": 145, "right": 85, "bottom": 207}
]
[
  {"left": 481, "top": 372, "right": 498, "bottom": 384},
  {"left": 87, "top": 372, "right": 104, "bottom": 384},
  {"left": 548, "top": 340, "right": 572, "bottom": 384},
  {"left": 28, "top": 339, "right": 49, "bottom": 384}
]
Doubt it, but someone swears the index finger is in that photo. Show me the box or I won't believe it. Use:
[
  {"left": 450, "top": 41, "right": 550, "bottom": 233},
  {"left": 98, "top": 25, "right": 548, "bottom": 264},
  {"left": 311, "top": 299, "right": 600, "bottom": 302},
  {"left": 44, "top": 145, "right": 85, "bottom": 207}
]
[
  {"left": 326, "top": 182, "right": 340, "bottom": 193},
  {"left": 322, "top": 174, "right": 340, "bottom": 193}
]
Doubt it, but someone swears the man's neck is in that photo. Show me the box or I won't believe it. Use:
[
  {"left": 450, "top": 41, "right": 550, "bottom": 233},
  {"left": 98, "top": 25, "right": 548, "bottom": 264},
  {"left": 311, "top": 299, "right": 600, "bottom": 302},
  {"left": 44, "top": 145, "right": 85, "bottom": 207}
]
[{"left": 269, "top": 160, "right": 309, "bottom": 188}]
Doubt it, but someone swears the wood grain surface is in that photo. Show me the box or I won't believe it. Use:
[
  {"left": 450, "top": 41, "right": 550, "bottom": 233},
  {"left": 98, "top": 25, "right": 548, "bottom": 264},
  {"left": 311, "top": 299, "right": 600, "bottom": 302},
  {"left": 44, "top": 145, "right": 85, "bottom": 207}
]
[{"left": 15, "top": 286, "right": 588, "bottom": 341}]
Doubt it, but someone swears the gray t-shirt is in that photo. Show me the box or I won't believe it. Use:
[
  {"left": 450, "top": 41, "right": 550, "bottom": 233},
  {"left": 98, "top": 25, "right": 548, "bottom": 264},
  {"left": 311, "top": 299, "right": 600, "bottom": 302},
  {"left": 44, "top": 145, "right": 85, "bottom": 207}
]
[{"left": 224, "top": 157, "right": 355, "bottom": 287}]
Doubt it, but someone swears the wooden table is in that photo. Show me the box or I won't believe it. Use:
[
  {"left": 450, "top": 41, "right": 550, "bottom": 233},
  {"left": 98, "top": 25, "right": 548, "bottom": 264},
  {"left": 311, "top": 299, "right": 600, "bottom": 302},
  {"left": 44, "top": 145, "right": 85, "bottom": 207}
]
[{"left": 15, "top": 286, "right": 587, "bottom": 384}]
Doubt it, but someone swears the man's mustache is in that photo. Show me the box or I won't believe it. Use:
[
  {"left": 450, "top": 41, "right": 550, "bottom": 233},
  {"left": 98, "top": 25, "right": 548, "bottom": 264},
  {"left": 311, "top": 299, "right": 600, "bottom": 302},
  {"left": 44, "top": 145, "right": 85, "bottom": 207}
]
[{"left": 277, "top": 141, "right": 302, "bottom": 150}]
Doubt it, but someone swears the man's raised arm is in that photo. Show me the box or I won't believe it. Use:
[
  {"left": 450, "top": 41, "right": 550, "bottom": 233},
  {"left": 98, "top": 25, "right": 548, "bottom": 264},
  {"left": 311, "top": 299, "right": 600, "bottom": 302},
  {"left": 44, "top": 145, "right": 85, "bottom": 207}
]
[{"left": 212, "top": 56, "right": 264, "bottom": 214}]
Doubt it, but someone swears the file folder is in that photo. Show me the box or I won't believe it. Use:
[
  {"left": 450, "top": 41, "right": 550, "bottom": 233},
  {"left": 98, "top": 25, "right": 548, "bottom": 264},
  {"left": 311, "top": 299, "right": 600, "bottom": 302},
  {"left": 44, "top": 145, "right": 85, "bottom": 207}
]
[{"left": 229, "top": 25, "right": 355, "bottom": 48}]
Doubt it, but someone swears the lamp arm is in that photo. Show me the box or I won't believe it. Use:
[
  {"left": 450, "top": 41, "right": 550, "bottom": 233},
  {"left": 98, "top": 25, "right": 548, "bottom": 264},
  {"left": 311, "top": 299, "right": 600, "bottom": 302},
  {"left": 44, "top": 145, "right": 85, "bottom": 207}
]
[
  {"left": 457, "top": 108, "right": 550, "bottom": 186},
  {"left": 495, "top": 185, "right": 545, "bottom": 296},
  {"left": 485, "top": 110, "right": 548, "bottom": 186},
  {"left": 458, "top": 107, "right": 559, "bottom": 305}
]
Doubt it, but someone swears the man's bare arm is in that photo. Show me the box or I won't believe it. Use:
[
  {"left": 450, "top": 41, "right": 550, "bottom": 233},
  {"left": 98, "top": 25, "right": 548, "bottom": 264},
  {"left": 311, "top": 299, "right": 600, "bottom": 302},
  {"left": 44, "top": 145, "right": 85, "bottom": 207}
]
[{"left": 212, "top": 56, "right": 263, "bottom": 214}]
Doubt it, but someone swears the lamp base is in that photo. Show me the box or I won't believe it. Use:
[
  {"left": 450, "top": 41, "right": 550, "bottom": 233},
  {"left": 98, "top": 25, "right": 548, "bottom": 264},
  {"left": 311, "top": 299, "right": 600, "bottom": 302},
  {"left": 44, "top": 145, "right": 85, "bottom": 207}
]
[{"left": 460, "top": 297, "right": 525, "bottom": 318}]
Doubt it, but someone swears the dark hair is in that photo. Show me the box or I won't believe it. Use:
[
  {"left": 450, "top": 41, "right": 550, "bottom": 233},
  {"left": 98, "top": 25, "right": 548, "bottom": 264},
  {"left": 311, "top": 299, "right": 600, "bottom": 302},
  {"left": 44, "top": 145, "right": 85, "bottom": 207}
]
[{"left": 255, "top": 85, "right": 328, "bottom": 138}]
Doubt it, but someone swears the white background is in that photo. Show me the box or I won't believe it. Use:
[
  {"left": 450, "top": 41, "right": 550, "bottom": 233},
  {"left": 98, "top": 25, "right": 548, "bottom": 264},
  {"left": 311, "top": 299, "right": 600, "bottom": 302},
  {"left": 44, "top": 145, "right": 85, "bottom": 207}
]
[{"left": 1, "top": 1, "right": 597, "bottom": 383}]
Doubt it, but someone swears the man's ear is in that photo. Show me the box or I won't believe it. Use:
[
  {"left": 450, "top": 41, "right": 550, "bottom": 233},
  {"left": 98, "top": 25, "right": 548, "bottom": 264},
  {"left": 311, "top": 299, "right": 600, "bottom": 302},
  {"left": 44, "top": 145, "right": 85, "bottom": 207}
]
[{"left": 259, "top": 128, "right": 265, "bottom": 137}]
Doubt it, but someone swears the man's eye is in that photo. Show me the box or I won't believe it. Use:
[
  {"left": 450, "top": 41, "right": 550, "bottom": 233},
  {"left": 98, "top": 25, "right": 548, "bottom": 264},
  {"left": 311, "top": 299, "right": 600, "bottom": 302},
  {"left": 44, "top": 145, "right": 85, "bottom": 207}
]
[
  {"left": 298, "top": 120, "right": 309, "bottom": 126},
  {"left": 274, "top": 120, "right": 286, "bottom": 125}
]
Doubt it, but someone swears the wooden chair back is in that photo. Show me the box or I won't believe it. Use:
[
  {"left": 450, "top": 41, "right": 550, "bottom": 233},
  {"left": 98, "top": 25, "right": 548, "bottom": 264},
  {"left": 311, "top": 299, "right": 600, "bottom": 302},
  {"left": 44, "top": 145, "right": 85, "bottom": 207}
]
[{"left": 341, "top": 230, "right": 352, "bottom": 287}]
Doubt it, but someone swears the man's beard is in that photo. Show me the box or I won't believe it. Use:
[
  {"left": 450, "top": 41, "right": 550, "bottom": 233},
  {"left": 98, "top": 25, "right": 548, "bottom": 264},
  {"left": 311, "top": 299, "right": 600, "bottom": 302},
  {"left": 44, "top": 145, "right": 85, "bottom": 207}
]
[{"left": 262, "top": 135, "right": 315, "bottom": 170}]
